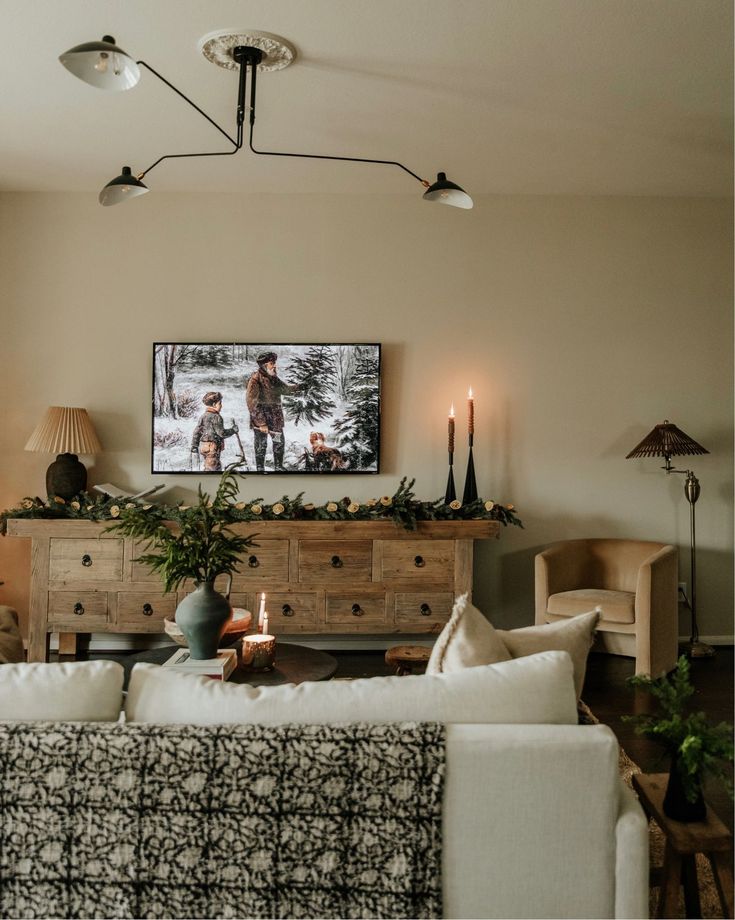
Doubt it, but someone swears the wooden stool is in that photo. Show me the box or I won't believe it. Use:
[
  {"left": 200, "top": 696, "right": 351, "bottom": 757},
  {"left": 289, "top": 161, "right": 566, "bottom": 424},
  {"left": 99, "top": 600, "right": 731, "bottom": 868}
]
[
  {"left": 385, "top": 645, "right": 432, "bottom": 676},
  {"left": 632, "top": 772, "right": 734, "bottom": 919}
]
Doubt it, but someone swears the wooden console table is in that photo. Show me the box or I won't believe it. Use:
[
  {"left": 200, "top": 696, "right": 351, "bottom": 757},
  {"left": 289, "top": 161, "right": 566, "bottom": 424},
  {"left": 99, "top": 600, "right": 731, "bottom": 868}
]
[{"left": 7, "top": 518, "right": 499, "bottom": 662}]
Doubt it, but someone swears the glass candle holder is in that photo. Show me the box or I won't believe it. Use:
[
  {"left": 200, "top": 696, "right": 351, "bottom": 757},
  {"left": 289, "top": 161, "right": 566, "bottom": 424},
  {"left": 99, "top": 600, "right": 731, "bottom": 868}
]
[{"left": 241, "top": 633, "right": 276, "bottom": 672}]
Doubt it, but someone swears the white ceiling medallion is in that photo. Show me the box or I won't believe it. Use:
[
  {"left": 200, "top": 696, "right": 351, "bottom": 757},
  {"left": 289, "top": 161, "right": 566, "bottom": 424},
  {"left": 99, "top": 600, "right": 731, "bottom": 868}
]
[{"left": 198, "top": 30, "right": 296, "bottom": 72}]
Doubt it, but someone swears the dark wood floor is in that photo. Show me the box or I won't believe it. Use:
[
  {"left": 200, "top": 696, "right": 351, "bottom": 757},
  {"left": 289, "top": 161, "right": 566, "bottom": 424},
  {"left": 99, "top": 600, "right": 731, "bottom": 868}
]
[{"left": 327, "top": 645, "right": 734, "bottom": 830}]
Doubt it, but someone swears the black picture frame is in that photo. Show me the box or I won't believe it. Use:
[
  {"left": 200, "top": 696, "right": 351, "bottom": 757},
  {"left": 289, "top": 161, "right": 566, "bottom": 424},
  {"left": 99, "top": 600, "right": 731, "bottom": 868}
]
[{"left": 151, "top": 343, "right": 381, "bottom": 475}]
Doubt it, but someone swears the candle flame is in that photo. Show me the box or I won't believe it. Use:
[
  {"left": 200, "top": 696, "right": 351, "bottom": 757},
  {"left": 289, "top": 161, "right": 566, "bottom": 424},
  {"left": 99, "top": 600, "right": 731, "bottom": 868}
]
[
  {"left": 468, "top": 387, "right": 473, "bottom": 399},
  {"left": 449, "top": 404, "right": 455, "bottom": 417},
  {"left": 261, "top": 592, "right": 265, "bottom": 600}
]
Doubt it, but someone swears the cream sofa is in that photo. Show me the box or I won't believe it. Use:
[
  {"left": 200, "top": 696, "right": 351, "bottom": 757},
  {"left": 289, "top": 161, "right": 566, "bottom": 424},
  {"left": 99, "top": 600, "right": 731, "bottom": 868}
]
[{"left": 0, "top": 652, "right": 649, "bottom": 920}]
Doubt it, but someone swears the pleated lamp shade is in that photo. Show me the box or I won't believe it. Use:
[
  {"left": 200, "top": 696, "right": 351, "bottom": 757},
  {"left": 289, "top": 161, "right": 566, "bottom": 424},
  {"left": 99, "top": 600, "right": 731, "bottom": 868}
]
[
  {"left": 25, "top": 407, "right": 102, "bottom": 455},
  {"left": 625, "top": 419, "right": 708, "bottom": 460}
]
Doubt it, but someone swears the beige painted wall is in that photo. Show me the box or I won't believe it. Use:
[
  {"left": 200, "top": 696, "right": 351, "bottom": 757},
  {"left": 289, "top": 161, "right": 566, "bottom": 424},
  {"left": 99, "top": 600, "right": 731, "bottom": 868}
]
[{"left": 1, "top": 192, "right": 732, "bottom": 640}]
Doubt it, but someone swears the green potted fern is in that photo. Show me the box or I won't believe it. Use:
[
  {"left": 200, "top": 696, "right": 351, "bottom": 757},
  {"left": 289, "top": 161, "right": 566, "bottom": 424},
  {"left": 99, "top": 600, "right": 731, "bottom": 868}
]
[
  {"left": 625, "top": 656, "right": 733, "bottom": 821},
  {"left": 112, "top": 470, "right": 256, "bottom": 659}
]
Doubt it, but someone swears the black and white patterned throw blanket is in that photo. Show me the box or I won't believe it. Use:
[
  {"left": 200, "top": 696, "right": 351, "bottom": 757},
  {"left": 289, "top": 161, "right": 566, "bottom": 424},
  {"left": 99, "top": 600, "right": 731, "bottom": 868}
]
[{"left": 0, "top": 721, "right": 444, "bottom": 920}]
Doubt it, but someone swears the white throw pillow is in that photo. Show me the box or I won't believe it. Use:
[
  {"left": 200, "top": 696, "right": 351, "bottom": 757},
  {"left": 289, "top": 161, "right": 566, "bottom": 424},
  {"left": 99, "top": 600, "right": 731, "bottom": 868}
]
[
  {"left": 126, "top": 650, "right": 578, "bottom": 726},
  {"left": 0, "top": 660, "right": 125, "bottom": 722},
  {"left": 426, "top": 593, "right": 511, "bottom": 675},
  {"left": 498, "top": 609, "right": 600, "bottom": 699},
  {"left": 426, "top": 594, "right": 599, "bottom": 698}
]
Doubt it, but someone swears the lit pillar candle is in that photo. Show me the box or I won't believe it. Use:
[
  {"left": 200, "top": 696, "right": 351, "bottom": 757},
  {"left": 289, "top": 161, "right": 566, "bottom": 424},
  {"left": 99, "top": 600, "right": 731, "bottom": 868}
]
[
  {"left": 448, "top": 404, "right": 455, "bottom": 454},
  {"left": 262, "top": 612, "right": 269, "bottom": 635},
  {"left": 467, "top": 387, "right": 474, "bottom": 436},
  {"left": 242, "top": 633, "right": 276, "bottom": 671}
]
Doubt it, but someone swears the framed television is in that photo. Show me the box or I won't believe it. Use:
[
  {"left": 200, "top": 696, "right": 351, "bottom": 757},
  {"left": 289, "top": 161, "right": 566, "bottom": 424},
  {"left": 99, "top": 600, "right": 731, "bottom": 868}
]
[{"left": 152, "top": 343, "right": 381, "bottom": 474}]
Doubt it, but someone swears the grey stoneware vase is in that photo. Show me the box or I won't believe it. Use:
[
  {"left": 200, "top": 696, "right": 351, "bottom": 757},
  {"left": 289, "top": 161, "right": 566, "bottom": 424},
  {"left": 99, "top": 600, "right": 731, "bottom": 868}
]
[{"left": 175, "top": 575, "right": 233, "bottom": 660}]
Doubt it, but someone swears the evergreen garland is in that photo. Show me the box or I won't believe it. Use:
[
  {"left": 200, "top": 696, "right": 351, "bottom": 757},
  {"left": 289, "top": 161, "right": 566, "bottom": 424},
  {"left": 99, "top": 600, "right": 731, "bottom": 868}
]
[{"left": 0, "top": 477, "right": 523, "bottom": 534}]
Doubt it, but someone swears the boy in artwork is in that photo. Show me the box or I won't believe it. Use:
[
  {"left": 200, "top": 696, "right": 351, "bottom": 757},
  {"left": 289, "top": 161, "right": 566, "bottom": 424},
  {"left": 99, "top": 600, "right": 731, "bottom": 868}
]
[{"left": 190, "top": 391, "right": 239, "bottom": 471}]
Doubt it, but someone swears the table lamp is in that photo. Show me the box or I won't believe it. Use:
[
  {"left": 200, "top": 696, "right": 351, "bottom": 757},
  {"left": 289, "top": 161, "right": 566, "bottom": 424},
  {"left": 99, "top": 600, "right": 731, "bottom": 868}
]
[
  {"left": 24, "top": 406, "right": 103, "bottom": 500},
  {"left": 625, "top": 420, "right": 712, "bottom": 658}
]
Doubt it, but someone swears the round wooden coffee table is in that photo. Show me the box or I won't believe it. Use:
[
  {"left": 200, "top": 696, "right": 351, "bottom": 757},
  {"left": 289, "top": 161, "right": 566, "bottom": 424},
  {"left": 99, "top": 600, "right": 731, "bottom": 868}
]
[{"left": 114, "top": 642, "right": 338, "bottom": 690}]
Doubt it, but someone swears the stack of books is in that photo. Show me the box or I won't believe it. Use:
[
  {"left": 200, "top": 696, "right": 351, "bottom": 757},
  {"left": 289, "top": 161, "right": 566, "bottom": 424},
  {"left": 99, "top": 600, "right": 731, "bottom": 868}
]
[{"left": 162, "top": 647, "right": 237, "bottom": 681}]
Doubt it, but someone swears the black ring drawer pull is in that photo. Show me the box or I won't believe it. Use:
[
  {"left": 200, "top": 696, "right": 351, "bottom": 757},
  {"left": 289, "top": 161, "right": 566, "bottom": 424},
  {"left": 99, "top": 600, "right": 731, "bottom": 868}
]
[
  {"left": 81, "top": 554, "right": 93, "bottom": 567},
  {"left": 282, "top": 604, "right": 295, "bottom": 617},
  {"left": 74, "top": 602, "right": 84, "bottom": 616},
  {"left": 142, "top": 603, "right": 153, "bottom": 617},
  {"left": 420, "top": 603, "right": 431, "bottom": 616},
  {"left": 248, "top": 555, "right": 260, "bottom": 568},
  {"left": 331, "top": 555, "right": 343, "bottom": 568},
  {"left": 414, "top": 555, "right": 425, "bottom": 567},
  {"left": 351, "top": 604, "right": 364, "bottom": 617}
]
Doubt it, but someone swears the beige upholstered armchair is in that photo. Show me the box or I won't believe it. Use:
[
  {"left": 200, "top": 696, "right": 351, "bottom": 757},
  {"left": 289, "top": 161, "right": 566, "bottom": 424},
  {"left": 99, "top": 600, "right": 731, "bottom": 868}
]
[{"left": 535, "top": 539, "right": 678, "bottom": 677}]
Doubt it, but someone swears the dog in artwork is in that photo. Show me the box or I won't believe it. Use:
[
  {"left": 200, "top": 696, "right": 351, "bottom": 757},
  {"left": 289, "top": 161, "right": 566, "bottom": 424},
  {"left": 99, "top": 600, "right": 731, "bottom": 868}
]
[{"left": 309, "top": 432, "right": 346, "bottom": 470}]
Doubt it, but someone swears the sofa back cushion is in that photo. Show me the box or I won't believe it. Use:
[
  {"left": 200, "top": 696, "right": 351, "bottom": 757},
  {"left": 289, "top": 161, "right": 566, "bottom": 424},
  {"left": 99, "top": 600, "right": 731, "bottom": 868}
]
[
  {"left": 0, "top": 661, "right": 124, "bottom": 722},
  {"left": 126, "top": 649, "right": 578, "bottom": 725}
]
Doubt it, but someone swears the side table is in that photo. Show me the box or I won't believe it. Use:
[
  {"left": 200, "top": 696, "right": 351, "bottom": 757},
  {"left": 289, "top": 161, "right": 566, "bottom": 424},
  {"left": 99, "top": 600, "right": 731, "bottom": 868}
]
[
  {"left": 385, "top": 644, "right": 431, "bottom": 675},
  {"left": 632, "top": 772, "right": 734, "bottom": 919}
]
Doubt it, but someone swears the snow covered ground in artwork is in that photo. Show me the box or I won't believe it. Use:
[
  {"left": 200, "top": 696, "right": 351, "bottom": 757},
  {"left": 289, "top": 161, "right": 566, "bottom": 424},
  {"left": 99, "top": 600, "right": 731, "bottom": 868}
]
[{"left": 152, "top": 351, "right": 378, "bottom": 474}]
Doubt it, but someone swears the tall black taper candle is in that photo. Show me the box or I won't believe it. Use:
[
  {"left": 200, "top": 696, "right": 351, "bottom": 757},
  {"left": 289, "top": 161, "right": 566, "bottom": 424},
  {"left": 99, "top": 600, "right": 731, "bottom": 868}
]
[
  {"left": 445, "top": 457, "right": 457, "bottom": 502},
  {"left": 446, "top": 405, "right": 456, "bottom": 502},
  {"left": 462, "top": 388, "right": 478, "bottom": 503},
  {"left": 462, "top": 438, "right": 478, "bottom": 503}
]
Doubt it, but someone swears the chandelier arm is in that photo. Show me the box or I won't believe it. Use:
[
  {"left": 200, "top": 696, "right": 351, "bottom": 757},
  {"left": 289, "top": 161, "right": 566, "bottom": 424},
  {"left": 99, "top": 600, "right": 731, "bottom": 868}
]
[
  {"left": 136, "top": 59, "right": 248, "bottom": 179},
  {"left": 139, "top": 145, "right": 241, "bottom": 180},
  {"left": 137, "top": 61, "right": 238, "bottom": 148},
  {"left": 248, "top": 124, "right": 428, "bottom": 186},
  {"left": 245, "top": 57, "right": 428, "bottom": 187}
]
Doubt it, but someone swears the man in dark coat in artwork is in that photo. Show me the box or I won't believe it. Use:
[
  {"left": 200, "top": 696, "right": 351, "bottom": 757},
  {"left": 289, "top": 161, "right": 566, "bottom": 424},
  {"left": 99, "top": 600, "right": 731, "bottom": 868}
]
[
  {"left": 246, "top": 351, "right": 301, "bottom": 471},
  {"left": 190, "top": 391, "right": 238, "bottom": 471}
]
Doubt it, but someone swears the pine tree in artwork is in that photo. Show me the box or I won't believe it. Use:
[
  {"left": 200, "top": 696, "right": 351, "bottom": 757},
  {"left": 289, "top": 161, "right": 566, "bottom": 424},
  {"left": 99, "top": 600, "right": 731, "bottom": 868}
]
[
  {"left": 334, "top": 349, "right": 380, "bottom": 468},
  {"left": 282, "top": 346, "right": 338, "bottom": 425}
]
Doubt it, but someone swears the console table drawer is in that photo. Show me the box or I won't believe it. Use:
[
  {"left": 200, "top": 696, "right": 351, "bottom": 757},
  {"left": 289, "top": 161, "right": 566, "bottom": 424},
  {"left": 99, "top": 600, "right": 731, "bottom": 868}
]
[
  {"left": 117, "top": 592, "right": 176, "bottom": 628},
  {"left": 267, "top": 593, "right": 318, "bottom": 627},
  {"left": 49, "top": 538, "right": 123, "bottom": 582},
  {"left": 232, "top": 541, "right": 289, "bottom": 584},
  {"left": 326, "top": 593, "right": 386, "bottom": 624},
  {"left": 130, "top": 540, "right": 160, "bottom": 583},
  {"left": 299, "top": 541, "right": 372, "bottom": 583},
  {"left": 380, "top": 540, "right": 454, "bottom": 585},
  {"left": 395, "top": 592, "right": 454, "bottom": 624},
  {"left": 48, "top": 591, "right": 109, "bottom": 628}
]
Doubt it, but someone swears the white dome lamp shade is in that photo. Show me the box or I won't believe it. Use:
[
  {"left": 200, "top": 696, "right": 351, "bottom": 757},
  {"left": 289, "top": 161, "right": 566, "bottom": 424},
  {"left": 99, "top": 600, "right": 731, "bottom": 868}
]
[
  {"left": 59, "top": 35, "right": 140, "bottom": 91},
  {"left": 99, "top": 167, "right": 149, "bottom": 206},
  {"left": 423, "top": 172, "right": 473, "bottom": 209}
]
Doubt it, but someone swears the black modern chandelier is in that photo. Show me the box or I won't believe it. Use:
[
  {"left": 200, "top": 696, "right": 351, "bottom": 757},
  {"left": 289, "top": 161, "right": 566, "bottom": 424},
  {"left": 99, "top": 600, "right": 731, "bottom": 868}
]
[{"left": 59, "top": 30, "right": 473, "bottom": 210}]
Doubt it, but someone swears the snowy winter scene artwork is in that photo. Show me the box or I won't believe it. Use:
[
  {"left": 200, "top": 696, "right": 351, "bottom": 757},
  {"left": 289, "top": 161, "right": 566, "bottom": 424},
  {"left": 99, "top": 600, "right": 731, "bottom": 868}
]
[{"left": 152, "top": 343, "right": 381, "bottom": 474}]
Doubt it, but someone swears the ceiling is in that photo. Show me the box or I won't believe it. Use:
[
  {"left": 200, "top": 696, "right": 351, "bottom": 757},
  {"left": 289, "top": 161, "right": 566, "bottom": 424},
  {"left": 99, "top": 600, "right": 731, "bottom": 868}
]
[{"left": 1, "top": 0, "right": 732, "bottom": 198}]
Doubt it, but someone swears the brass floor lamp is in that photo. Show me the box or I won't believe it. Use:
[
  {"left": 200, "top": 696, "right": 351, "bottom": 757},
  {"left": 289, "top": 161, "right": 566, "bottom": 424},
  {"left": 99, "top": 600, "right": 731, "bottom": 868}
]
[{"left": 626, "top": 420, "right": 713, "bottom": 658}]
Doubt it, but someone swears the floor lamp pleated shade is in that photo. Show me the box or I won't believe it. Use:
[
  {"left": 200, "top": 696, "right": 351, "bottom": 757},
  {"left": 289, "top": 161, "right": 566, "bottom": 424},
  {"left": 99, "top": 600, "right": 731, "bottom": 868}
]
[{"left": 25, "top": 407, "right": 102, "bottom": 499}]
